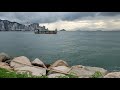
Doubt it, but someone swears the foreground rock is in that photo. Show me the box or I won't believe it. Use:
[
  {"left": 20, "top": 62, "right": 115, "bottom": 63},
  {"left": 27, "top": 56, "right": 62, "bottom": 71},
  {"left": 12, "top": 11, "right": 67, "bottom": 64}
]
[
  {"left": 0, "top": 62, "right": 13, "bottom": 71},
  {"left": 0, "top": 53, "right": 111, "bottom": 78},
  {"left": 0, "top": 53, "right": 11, "bottom": 62},
  {"left": 10, "top": 56, "right": 32, "bottom": 68},
  {"left": 48, "top": 60, "right": 69, "bottom": 69},
  {"left": 14, "top": 66, "right": 46, "bottom": 76},
  {"left": 31, "top": 58, "right": 47, "bottom": 68},
  {"left": 48, "top": 66, "right": 71, "bottom": 75},
  {"left": 48, "top": 73, "right": 66, "bottom": 78},
  {"left": 104, "top": 72, "right": 120, "bottom": 78},
  {"left": 68, "top": 65, "right": 108, "bottom": 77},
  {"left": 85, "top": 66, "right": 108, "bottom": 75}
]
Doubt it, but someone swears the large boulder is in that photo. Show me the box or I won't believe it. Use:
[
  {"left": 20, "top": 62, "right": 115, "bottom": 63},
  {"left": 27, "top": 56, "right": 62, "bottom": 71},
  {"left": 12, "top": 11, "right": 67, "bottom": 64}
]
[
  {"left": 10, "top": 56, "right": 32, "bottom": 68},
  {"left": 68, "top": 65, "right": 107, "bottom": 77},
  {"left": 0, "top": 62, "right": 13, "bottom": 71},
  {"left": 104, "top": 72, "right": 120, "bottom": 78},
  {"left": 85, "top": 66, "right": 108, "bottom": 75},
  {"left": 31, "top": 58, "right": 47, "bottom": 68},
  {"left": 14, "top": 66, "right": 46, "bottom": 76},
  {"left": 48, "top": 66, "right": 71, "bottom": 75},
  {"left": 0, "top": 53, "right": 11, "bottom": 62},
  {"left": 48, "top": 60, "right": 69, "bottom": 69},
  {"left": 48, "top": 73, "right": 66, "bottom": 78}
]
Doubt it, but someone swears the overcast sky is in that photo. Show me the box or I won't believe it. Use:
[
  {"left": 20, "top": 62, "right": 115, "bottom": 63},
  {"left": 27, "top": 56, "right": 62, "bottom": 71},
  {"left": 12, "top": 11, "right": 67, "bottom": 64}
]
[{"left": 0, "top": 12, "right": 120, "bottom": 31}]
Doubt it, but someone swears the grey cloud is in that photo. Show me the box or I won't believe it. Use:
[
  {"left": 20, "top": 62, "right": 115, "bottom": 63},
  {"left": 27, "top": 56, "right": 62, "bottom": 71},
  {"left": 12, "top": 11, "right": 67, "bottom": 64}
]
[
  {"left": 60, "top": 12, "right": 96, "bottom": 21},
  {"left": 0, "top": 12, "right": 97, "bottom": 24},
  {"left": 0, "top": 12, "right": 119, "bottom": 24},
  {"left": 98, "top": 12, "right": 120, "bottom": 16}
]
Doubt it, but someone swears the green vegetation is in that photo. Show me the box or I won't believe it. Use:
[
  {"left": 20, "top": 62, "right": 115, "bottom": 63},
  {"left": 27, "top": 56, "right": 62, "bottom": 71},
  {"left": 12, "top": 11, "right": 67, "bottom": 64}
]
[
  {"left": 0, "top": 68, "right": 48, "bottom": 78},
  {"left": 0, "top": 68, "right": 79, "bottom": 78},
  {"left": 90, "top": 71, "right": 103, "bottom": 78},
  {"left": 0, "top": 68, "right": 78, "bottom": 78},
  {"left": 0, "top": 68, "right": 105, "bottom": 78},
  {"left": 0, "top": 68, "right": 29, "bottom": 78}
]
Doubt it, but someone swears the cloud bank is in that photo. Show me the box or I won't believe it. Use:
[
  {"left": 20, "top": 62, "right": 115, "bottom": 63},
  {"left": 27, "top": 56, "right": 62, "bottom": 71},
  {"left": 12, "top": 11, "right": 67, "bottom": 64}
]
[{"left": 0, "top": 12, "right": 120, "bottom": 31}]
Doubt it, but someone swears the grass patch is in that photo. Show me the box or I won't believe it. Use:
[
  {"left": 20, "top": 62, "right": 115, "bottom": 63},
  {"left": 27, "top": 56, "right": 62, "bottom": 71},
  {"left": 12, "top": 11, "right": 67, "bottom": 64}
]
[
  {"left": 0, "top": 68, "right": 30, "bottom": 78},
  {"left": 90, "top": 71, "right": 103, "bottom": 78},
  {"left": 0, "top": 68, "right": 48, "bottom": 78},
  {"left": 0, "top": 68, "right": 79, "bottom": 78}
]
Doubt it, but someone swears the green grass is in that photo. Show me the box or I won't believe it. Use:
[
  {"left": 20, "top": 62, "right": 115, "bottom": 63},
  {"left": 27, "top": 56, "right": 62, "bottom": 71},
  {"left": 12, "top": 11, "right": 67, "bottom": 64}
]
[
  {"left": 0, "top": 68, "right": 48, "bottom": 78},
  {"left": 0, "top": 68, "right": 105, "bottom": 78},
  {"left": 90, "top": 71, "right": 103, "bottom": 78},
  {"left": 0, "top": 68, "right": 79, "bottom": 78}
]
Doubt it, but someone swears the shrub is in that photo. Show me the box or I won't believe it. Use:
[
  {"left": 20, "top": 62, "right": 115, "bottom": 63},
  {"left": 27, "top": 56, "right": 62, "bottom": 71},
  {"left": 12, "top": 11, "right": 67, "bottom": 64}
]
[{"left": 90, "top": 71, "right": 103, "bottom": 78}]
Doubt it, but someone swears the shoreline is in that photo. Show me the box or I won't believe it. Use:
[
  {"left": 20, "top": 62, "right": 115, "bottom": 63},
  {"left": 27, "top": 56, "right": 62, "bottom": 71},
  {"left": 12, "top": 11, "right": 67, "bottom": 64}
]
[{"left": 0, "top": 52, "right": 120, "bottom": 78}]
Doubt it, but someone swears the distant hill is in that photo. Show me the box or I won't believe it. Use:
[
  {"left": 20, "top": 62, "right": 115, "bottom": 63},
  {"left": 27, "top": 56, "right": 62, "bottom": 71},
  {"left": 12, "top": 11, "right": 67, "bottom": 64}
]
[
  {"left": 0, "top": 19, "right": 39, "bottom": 31},
  {"left": 60, "top": 29, "right": 66, "bottom": 31}
]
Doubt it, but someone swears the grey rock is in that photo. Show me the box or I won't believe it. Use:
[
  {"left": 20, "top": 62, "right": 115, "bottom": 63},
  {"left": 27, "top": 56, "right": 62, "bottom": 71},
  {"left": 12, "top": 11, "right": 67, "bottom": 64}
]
[
  {"left": 68, "top": 65, "right": 107, "bottom": 77},
  {"left": 48, "top": 66, "right": 71, "bottom": 75},
  {"left": 10, "top": 56, "right": 32, "bottom": 68},
  {"left": 0, "top": 52, "right": 11, "bottom": 62},
  {"left": 48, "top": 60, "right": 69, "bottom": 69},
  {"left": 85, "top": 66, "right": 108, "bottom": 75},
  {"left": 14, "top": 66, "right": 46, "bottom": 76},
  {"left": 47, "top": 73, "right": 66, "bottom": 78},
  {"left": 31, "top": 58, "right": 47, "bottom": 68},
  {"left": 104, "top": 72, "right": 120, "bottom": 78},
  {"left": 0, "top": 62, "right": 12, "bottom": 71}
]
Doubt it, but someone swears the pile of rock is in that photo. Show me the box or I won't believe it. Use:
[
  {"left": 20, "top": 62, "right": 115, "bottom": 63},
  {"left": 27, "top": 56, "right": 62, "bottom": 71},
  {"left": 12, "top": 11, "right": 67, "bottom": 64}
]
[
  {"left": 0, "top": 53, "right": 46, "bottom": 76},
  {"left": 0, "top": 52, "right": 120, "bottom": 78}
]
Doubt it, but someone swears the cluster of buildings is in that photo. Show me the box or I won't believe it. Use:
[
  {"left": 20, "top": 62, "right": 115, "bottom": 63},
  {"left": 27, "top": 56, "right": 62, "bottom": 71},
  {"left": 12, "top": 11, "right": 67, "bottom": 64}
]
[{"left": 33, "top": 23, "right": 57, "bottom": 34}]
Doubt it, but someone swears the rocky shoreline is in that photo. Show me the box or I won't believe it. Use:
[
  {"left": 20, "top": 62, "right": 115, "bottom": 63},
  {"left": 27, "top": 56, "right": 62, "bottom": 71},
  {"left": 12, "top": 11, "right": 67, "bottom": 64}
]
[{"left": 0, "top": 52, "right": 119, "bottom": 78}]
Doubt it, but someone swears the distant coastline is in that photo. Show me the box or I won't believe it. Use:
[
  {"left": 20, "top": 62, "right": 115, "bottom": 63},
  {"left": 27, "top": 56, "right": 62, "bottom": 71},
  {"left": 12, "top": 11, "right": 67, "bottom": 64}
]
[
  {"left": 1, "top": 19, "right": 120, "bottom": 32},
  {"left": 75, "top": 30, "right": 120, "bottom": 32},
  {"left": 60, "top": 29, "right": 66, "bottom": 31},
  {"left": 0, "top": 19, "right": 44, "bottom": 31}
]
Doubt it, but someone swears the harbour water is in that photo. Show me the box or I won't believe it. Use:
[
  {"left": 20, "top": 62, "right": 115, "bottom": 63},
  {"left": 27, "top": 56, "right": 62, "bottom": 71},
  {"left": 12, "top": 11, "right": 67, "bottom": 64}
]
[{"left": 0, "top": 31, "right": 120, "bottom": 71}]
